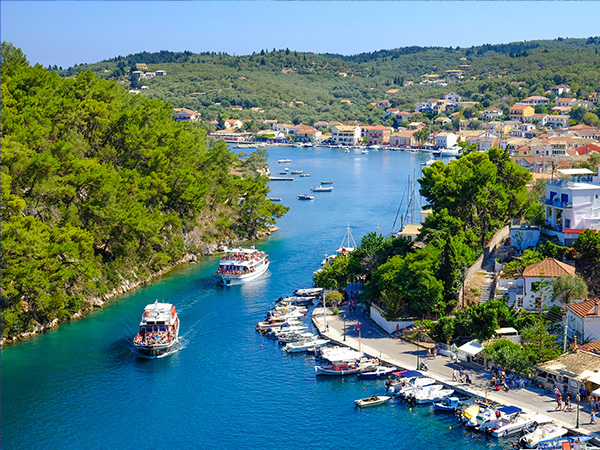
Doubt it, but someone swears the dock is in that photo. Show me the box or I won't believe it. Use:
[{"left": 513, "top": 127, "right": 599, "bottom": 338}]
[{"left": 312, "top": 305, "right": 600, "bottom": 445}]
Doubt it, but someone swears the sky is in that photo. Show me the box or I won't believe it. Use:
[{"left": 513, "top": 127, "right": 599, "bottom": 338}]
[{"left": 2, "top": 1, "right": 600, "bottom": 69}]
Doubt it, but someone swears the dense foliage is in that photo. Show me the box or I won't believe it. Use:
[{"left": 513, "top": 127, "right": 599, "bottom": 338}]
[
  {"left": 62, "top": 38, "right": 600, "bottom": 126},
  {"left": 313, "top": 149, "right": 531, "bottom": 318},
  {"left": 1, "top": 43, "right": 288, "bottom": 339}
]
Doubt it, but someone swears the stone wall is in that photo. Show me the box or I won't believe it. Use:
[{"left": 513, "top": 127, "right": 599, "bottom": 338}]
[{"left": 370, "top": 303, "right": 415, "bottom": 334}]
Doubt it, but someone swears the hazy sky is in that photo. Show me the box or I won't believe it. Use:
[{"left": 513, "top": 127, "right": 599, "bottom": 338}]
[{"left": 3, "top": 1, "right": 600, "bottom": 68}]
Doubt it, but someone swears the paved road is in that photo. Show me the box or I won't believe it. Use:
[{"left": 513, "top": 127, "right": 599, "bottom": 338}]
[{"left": 313, "top": 303, "right": 600, "bottom": 441}]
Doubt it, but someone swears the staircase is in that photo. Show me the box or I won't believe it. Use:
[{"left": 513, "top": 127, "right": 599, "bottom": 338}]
[{"left": 479, "top": 257, "right": 496, "bottom": 304}]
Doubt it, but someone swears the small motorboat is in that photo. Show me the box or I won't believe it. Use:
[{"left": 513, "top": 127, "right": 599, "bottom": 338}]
[
  {"left": 297, "top": 194, "right": 314, "bottom": 200},
  {"left": 299, "top": 173, "right": 311, "bottom": 177},
  {"left": 520, "top": 423, "right": 568, "bottom": 448},
  {"left": 290, "top": 170, "right": 303, "bottom": 174},
  {"left": 537, "top": 435, "right": 593, "bottom": 450},
  {"left": 433, "top": 396, "right": 461, "bottom": 412},
  {"left": 278, "top": 159, "right": 292, "bottom": 163},
  {"left": 361, "top": 149, "right": 369, "bottom": 154},
  {"left": 320, "top": 180, "right": 334, "bottom": 185},
  {"left": 311, "top": 185, "right": 333, "bottom": 192},
  {"left": 267, "top": 197, "right": 282, "bottom": 201},
  {"left": 354, "top": 395, "right": 391, "bottom": 407},
  {"left": 357, "top": 366, "right": 397, "bottom": 379},
  {"left": 283, "top": 338, "right": 330, "bottom": 353},
  {"left": 409, "top": 386, "right": 454, "bottom": 404}
]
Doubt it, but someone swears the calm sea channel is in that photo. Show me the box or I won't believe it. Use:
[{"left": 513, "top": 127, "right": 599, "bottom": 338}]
[{"left": 1, "top": 147, "right": 512, "bottom": 450}]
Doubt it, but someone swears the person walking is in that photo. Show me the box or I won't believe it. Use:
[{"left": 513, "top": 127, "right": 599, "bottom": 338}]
[
  {"left": 591, "top": 410, "right": 597, "bottom": 425},
  {"left": 555, "top": 393, "right": 562, "bottom": 410},
  {"left": 452, "top": 369, "right": 458, "bottom": 382},
  {"left": 564, "top": 393, "right": 572, "bottom": 411}
]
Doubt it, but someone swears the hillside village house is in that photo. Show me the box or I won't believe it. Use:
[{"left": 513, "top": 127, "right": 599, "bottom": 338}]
[
  {"left": 544, "top": 168, "right": 600, "bottom": 245},
  {"left": 173, "top": 108, "right": 201, "bottom": 122},
  {"left": 314, "top": 121, "right": 329, "bottom": 129},
  {"left": 520, "top": 96, "right": 551, "bottom": 105},
  {"left": 434, "top": 117, "right": 452, "bottom": 126},
  {"left": 435, "top": 132, "right": 457, "bottom": 149},
  {"left": 567, "top": 298, "right": 600, "bottom": 344},
  {"left": 224, "top": 119, "right": 243, "bottom": 129},
  {"left": 390, "top": 130, "right": 416, "bottom": 148},
  {"left": 515, "top": 258, "right": 577, "bottom": 310},
  {"left": 295, "top": 128, "right": 322, "bottom": 143},
  {"left": 332, "top": 125, "right": 360, "bottom": 146},
  {"left": 135, "top": 63, "right": 148, "bottom": 70},
  {"left": 588, "top": 92, "right": 600, "bottom": 104},
  {"left": 523, "top": 113, "right": 549, "bottom": 126},
  {"left": 482, "top": 107, "right": 503, "bottom": 121},
  {"left": 443, "top": 92, "right": 461, "bottom": 103},
  {"left": 546, "top": 115, "right": 570, "bottom": 129},
  {"left": 550, "top": 85, "right": 571, "bottom": 96},
  {"left": 362, "top": 125, "right": 392, "bottom": 145},
  {"left": 408, "top": 122, "right": 426, "bottom": 131},
  {"left": 509, "top": 104, "right": 535, "bottom": 120}
]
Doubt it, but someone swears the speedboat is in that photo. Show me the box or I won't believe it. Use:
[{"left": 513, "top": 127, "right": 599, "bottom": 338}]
[
  {"left": 284, "top": 338, "right": 330, "bottom": 353},
  {"left": 133, "top": 301, "right": 179, "bottom": 358},
  {"left": 277, "top": 296, "right": 316, "bottom": 306},
  {"left": 409, "top": 386, "right": 454, "bottom": 404},
  {"left": 520, "top": 423, "right": 568, "bottom": 448},
  {"left": 278, "top": 159, "right": 292, "bottom": 163},
  {"left": 354, "top": 395, "right": 391, "bottom": 407},
  {"left": 389, "top": 376, "right": 436, "bottom": 397},
  {"left": 357, "top": 366, "right": 397, "bottom": 379},
  {"left": 479, "top": 406, "right": 539, "bottom": 437},
  {"left": 433, "top": 396, "right": 461, "bottom": 412},
  {"left": 293, "top": 287, "right": 324, "bottom": 298},
  {"left": 214, "top": 247, "right": 269, "bottom": 286},
  {"left": 267, "top": 197, "right": 282, "bottom": 201},
  {"left": 256, "top": 317, "right": 302, "bottom": 331},
  {"left": 297, "top": 194, "right": 314, "bottom": 200},
  {"left": 464, "top": 403, "right": 497, "bottom": 428},
  {"left": 290, "top": 170, "right": 303, "bottom": 174},
  {"left": 311, "top": 185, "right": 333, "bottom": 192},
  {"left": 320, "top": 180, "right": 334, "bottom": 185},
  {"left": 299, "top": 173, "right": 311, "bottom": 177},
  {"left": 315, "top": 348, "right": 379, "bottom": 376},
  {"left": 361, "top": 149, "right": 369, "bottom": 154}
]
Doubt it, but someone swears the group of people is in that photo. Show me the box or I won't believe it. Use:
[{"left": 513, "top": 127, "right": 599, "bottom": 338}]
[
  {"left": 216, "top": 266, "right": 254, "bottom": 276},
  {"left": 490, "top": 367, "right": 511, "bottom": 392},
  {"left": 427, "top": 347, "right": 438, "bottom": 359},
  {"left": 222, "top": 251, "right": 264, "bottom": 262},
  {"left": 134, "top": 330, "right": 173, "bottom": 346},
  {"left": 452, "top": 368, "right": 471, "bottom": 384}
]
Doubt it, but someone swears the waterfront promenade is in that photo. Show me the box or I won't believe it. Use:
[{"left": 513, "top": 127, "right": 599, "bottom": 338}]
[{"left": 313, "top": 304, "right": 600, "bottom": 443}]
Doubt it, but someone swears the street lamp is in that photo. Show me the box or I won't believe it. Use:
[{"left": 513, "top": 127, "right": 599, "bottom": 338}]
[
  {"left": 576, "top": 393, "right": 580, "bottom": 428},
  {"left": 416, "top": 334, "right": 420, "bottom": 370}
]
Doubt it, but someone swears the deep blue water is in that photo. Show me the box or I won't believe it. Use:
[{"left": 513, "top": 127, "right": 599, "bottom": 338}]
[{"left": 1, "top": 147, "right": 511, "bottom": 450}]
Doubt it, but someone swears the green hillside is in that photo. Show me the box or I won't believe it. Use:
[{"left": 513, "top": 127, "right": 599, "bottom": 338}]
[
  {"left": 63, "top": 38, "right": 600, "bottom": 125},
  {"left": 1, "top": 43, "right": 288, "bottom": 339}
]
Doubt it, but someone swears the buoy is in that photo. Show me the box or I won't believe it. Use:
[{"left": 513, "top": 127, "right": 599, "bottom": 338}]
[
  {"left": 449, "top": 426, "right": 452, "bottom": 429},
  {"left": 363, "top": 387, "right": 366, "bottom": 390},
  {"left": 260, "top": 344, "right": 262, "bottom": 348}
]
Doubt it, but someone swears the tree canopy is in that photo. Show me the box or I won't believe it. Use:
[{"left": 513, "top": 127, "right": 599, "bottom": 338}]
[{"left": 0, "top": 43, "right": 288, "bottom": 339}]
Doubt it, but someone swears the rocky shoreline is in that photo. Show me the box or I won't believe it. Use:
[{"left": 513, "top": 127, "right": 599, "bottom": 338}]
[{"left": 1, "top": 227, "right": 277, "bottom": 346}]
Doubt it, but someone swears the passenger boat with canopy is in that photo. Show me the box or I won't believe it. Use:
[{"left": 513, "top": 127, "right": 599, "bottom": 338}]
[
  {"left": 133, "top": 301, "right": 180, "bottom": 358},
  {"left": 214, "top": 246, "right": 269, "bottom": 286}
]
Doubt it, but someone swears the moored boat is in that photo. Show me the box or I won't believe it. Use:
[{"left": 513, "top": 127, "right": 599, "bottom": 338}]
[
  {"left": 538, "top": 435, "right": 593, "bottom": 450},
  {"left": 133, "top": 301, "right": 179, "bottom": 358},
  {"left": 320, "top": 180, "right": 334, "bottom": 185},
  {"left": 357, "top": 366, "right": 397, "bottom": 379},
  {"left": 297, "top": 194, "right": 314, "bottom": 200},
  {"left": 311, "top": 185, "right": 334, "bottom": 192},
  {"left": 214, "top": 247, "right": 269, "bottom": 286},
  {"left": 433, "top": 396, "right": 461, "bottom": 412},
  {"left": 290, "top": 170, "right": 303, "bottom": 174},
  {"left": 520, "top": 423, "right": 568, "bottom": 448},
  {"left": 278, "top": 159, "right": 292, "bottom": 163},
  {"left": 354, "top": 395, "right": 391, "bottom": 407}
]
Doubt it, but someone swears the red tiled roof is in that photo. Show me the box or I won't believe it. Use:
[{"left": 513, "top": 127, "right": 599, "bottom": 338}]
[
  {"left": 522, "top": 258, "right": 576, "bottom": 278},
  {"left": 581, "top": 339, "right": 600, "bottom": 353},
  {"left": 567, "top": 298, "right": 600, "bottom": 318},
  {"left": 563, "top": 229, "right": 587, "bottom": 234},
  {"left": 511, "top": 104, "right": 532, "bottom": 111}
]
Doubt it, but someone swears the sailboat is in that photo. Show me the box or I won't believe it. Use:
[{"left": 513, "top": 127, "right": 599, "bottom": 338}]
[{"left": 322, "top": 225, "right": 357, "bottom": 266}]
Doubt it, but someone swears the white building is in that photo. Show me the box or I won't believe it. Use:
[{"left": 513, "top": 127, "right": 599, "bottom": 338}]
[
  {"left": 516, "top": 258, "right": 576, "bottom": 310},
  {"left": 544, "top": 168, "right": 600, "bottom": 245},
  {"left": 566, "top": 298, "right": 600, "bottom": 344},
  {"left": 435, "top": 132, "right": 457, "bottom": 149},
  {"left": 546, "top": 115, "right": 570, "bottom": 129},
  {"left": 332, "top": 125, "right": 360, "bottom": 146}
]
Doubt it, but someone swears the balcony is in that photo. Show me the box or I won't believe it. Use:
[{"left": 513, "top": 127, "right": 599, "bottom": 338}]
[{"left": 543, "top": 198, "right": 572, "bottom": 209}]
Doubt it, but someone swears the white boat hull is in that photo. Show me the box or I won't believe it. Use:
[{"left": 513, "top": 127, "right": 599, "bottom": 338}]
[
  {"left": 215, "top": 260, "right": 269, "bottom": 286},
  {"left": 134, "top": 338, "right": 178, "bottom": 357}
]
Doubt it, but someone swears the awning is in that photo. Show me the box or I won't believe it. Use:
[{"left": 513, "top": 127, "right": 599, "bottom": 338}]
[
  {"left": 593, "top": 387, "right": 600, "bottom": 396},
  {"left": 579, "top": 370, "right": 600, "bottom": 385},
  {"left": 458, "top": 340, "right": 484, "bottom": 356},
  {"left": 395, "top": 370, "right": 422, "bottom": 378}
]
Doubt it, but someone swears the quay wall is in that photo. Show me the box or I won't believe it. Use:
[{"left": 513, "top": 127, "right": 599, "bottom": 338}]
[
  {"left": 369, "top": 303, "right": 415, "bottom": 334},
  {"left": 311, "top": 308, "right": 599, "bottom": 446}
]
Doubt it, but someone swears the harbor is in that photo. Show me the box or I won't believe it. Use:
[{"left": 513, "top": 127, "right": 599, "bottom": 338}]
[
  {"left": 1, "top": 146, "right": 592, "bottom": 450},
  {"left": 310, "top": 299, "right": 600, "bottom": 446}
]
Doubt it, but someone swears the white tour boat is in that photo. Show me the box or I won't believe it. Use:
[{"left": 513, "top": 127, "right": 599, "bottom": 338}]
[
  {"left": 133, "top": 301, "right": 180, "bottom": 358},
  {"left": 214, "top": 247, "right": 269, "bottom": 286},
  {"left": 311, "top": 185, "right": 334, "bottom": 192}
]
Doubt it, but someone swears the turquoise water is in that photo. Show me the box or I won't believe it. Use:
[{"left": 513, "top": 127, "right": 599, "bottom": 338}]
[{"left": 1, "top": 147, "right": 511, "bottom": 450}]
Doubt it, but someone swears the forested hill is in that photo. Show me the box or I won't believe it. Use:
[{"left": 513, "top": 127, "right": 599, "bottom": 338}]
[
  {"left": 62, "top": 37, "right": 600, "bottom": 125},
  {"left": 0, "top": 43, "right": 288, "bottom": 340}
]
